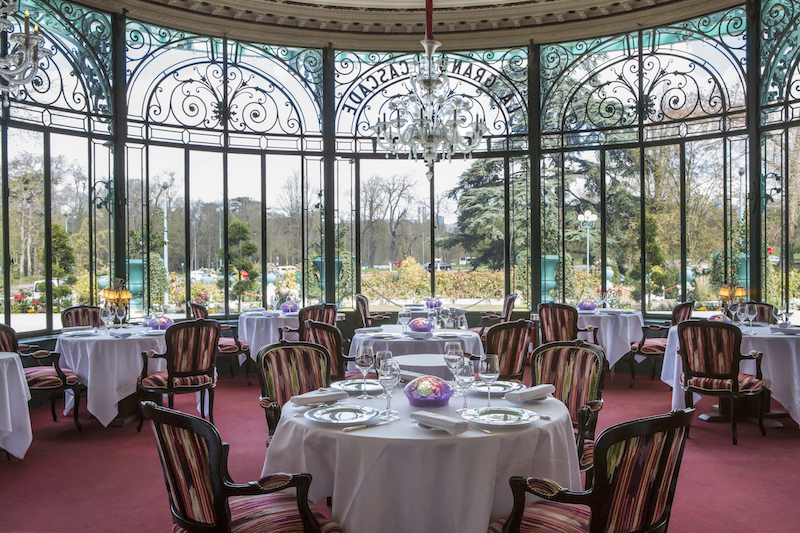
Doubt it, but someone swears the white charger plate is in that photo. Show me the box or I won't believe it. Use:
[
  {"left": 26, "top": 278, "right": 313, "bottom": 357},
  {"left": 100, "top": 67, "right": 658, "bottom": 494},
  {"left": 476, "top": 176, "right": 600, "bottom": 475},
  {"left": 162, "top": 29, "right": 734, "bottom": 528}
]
[
  {"left": 461, "top": 406, "right": 539, "bottom": 427},
  {"left": 305, "top": 404, "right": 381, "bottom": 425},
  {"left": 468, "top": 381, "right": 525, "bottom": 394},
  {"left": 330, "top": 379, "right": 384, "bottom": 393}
]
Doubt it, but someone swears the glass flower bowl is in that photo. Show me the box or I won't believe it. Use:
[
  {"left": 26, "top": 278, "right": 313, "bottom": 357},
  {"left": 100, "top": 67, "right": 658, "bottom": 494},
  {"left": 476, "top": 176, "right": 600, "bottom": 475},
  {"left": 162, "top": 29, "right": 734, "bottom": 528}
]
[
  {"left": 403, "top": 376, "right": 453, "bottom": 407},
  {"left": 408, "top": 317, "right": 433, "bottom": 332},
  {"left": 149, "top": 316, "right": 174, "bottom": 330},
  {"left": 280, "top": 300, "right": 298, "bottom": 313}
]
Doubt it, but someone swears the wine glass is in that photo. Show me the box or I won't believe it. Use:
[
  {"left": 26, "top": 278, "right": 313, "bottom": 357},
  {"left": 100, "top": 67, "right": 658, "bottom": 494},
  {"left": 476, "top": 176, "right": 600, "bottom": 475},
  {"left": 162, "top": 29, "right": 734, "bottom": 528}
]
[
  {"left": 115, "top": 304, "right": 127, "bottom": 325},
  {"left": 375, "top": 350, "right": 392, "bottom": 399},
  {"left": 454, "top": 357, "right": 475, "bottom": 413},
  {"left": 735, "top": 304, "right": 747, "bottom": 330},
  {"left": 439, "top": 307, "right": 452, "bottom": 328},
  {"left": 444, "top": 342, "right": 463, "bottom": 395},
  {"left": 355, "top": 346, "right": 375, "bottom": 400},
  {"left": 427, "top": 308, "right": 437, "bottom": 327},
  {"left": 477, "top": 354, "right": 500, "bottom": 408},
  {"left": 399, "top": 308, "right": 412, "bottom": 332},
  {"left": 378, "top": 358, "right": 401, "bottom": 421},
  {"left": 746, "top": 303, "right": 758, "bottom": 334},
  {"left": 99, "top": 307, "right": 113, "bottom": 330}
]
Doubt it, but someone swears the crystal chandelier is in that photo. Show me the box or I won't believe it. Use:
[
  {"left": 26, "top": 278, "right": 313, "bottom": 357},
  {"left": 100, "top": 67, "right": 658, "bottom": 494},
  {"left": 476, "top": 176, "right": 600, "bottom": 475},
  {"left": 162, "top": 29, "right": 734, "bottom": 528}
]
[
  {"left": 370, "top": 0, "right": 487, "bottom": 180},
  {"left": 0, "top": 2, "right": 52, "bottom": 106}
]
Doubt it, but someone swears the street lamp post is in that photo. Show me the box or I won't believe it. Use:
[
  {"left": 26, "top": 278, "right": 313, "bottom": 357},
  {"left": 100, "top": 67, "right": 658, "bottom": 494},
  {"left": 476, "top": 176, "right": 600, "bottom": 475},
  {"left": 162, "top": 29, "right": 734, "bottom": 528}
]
[
  {"left": 161, "top": 177, "right": 174, "bottom": 307},
  {"left": 60, "top": 205, "right": 75, "bottom": 242},
  {"left": 577, "top": 210, "right": 597, "bottom": 282},
  {"left": 215, "top": 206, "right": 223, "bottom": 269}
]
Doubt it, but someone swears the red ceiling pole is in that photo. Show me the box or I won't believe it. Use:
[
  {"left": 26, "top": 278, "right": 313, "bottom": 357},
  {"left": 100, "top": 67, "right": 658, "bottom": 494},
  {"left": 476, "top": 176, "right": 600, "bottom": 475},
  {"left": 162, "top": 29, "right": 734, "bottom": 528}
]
[{"left": 426, "top": 0, "right": 433, "bottom": 41}]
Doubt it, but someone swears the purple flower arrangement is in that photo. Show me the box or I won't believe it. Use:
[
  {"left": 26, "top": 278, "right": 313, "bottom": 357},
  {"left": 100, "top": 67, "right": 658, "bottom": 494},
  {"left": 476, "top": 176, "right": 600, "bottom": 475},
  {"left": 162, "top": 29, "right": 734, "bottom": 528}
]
[
  {"left": 578, "top": 300, "right": 596, "bottom": 311},
  {"left": 403, "top": 376, "right": 453, "bottom": 407},
  {"left": 708, "top": 314, "right": 733, "bottom": 324},
  {"left": 150, "top": 316, "right": 174, "bottom": 330},
  {"left": 425, "top": 298, "right": 442, "bottom": 308},
  {"left": 408, "top": 317, "right": 433, "bottom": 332},
  {"left": 280, "top": 300, "right": 298, "bottom": 313}
]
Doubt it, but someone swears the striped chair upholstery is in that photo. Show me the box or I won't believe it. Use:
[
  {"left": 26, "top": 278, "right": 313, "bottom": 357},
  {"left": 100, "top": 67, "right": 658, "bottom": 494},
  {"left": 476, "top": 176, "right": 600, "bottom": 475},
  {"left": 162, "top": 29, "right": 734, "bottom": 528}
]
[
  {"left": 280, "top": 303, "right": 337, "bottom": 342},
  {"left": 626, "top": 300, "right": 694, "bottom": 388},
  {"left": 678, "top": 318, "right": 768, "bottom": 444},
  {"left": 142, "top": 401, "right": 343, "bottom": 533},
  {"left": 305, "top": 319, "right": 360, "bottom": 381},
  {"left": 530, "top": 340, "right": 605, "bottom": 478},
  {"left": 256, "top": 340, "right": 332, "bottom": 435},
  {"left": 61, "top": 305, "right": 103, "bottom": 328},
  {"left": 537, "top": 302, "right": 598, "bottom": 345},
  {"left": 0, "top": 323, "right": 83, "bottom": 430},
  {"left": 485, "top": 319, "right": 533, "bottom": 381},
  {"left": 137, "top": 319, "right": 221, "bottom": 431},
  {"left": 188, "top": 302, "right": 251, "bottom": 383},
  {"left": 488, "top": 409, "right": 694, "bottom": 533},
  {"left": 470, "top": 293, "right": 517, "bottom": 338},
  {"left": 355, "top": 293, "right": 391, "bottom": 328},
  {"left": 726, "top": 301, "right": 777, "bottom": 324}
]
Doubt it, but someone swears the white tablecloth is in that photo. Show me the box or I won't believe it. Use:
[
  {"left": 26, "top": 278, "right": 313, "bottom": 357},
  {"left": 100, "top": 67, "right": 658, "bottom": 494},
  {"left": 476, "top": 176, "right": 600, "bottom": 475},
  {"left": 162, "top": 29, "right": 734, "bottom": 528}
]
[
  {"left": 661, "top": 325, "right": 800, "bottom": 424},
  {"left": 393, "top": 353, "right": 450, "bottom": 379},
  {"left": 349, "top": 324, "right": 484, "bottom": 359},
  {"left": 56, "top": 328, "right": 168, "bottom": 427},
  {"left": 263, "top": 394, "right": 580, "bottom": 533},
  {"left": 238, "top": 312, "right": 300, "bottom": 363},
  {"left": 577, "top": 310, "right": 644, "bottom": 367},
  {"left": 0, "top": 352, "right": 32, "bottom": 459}
]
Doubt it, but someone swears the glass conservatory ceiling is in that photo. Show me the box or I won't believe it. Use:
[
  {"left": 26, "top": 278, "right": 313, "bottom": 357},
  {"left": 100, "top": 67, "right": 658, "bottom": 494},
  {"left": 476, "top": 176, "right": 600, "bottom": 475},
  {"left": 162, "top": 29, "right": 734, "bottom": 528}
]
[{"left": 85, "top": 0, "right": 741, "bottom": 49}]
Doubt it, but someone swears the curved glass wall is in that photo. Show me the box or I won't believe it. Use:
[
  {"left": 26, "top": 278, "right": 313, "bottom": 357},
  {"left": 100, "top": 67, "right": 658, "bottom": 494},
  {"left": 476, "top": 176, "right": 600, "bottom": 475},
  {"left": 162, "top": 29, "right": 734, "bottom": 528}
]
[{"left": 3, "top": 0, "right": 800, "bottom": 333}]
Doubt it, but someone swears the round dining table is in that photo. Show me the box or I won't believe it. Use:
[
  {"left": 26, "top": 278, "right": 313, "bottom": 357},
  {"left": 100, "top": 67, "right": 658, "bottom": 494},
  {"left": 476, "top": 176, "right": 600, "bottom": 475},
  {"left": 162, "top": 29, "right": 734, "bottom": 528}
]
[
  {"left": 349, "top": 324, "right": 484, "bottom": 358},
  {"left": 56, "top": 326, "right": 168, "bottom": 427},
  {"left": 238, "top": 311, "right": 300, "bottom": 362},
  {"left": 0, "top": 352, "right": 32, "bottom": 459},
  {"left": 262, "top": 392, "right": 580, "bottom": 533},
  {"left": 577, "top": 309, "right": 644, "bottom": 367}
]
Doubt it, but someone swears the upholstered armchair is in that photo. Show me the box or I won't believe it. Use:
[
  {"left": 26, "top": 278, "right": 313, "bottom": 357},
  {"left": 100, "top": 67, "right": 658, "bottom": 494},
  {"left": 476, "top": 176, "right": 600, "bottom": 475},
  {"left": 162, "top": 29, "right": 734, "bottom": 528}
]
[
  {"left": 304, "top": 320, "right": 359, "bottom": 381},
  {"left": 137, "top": 319, "right": 221, "bottom": 431},
  {"left": 537, "top": 302, "right": 599, "bottom": 345},
  {"left": 255, "top": 340, "right": 332, "bottom": 436},
  {"left": 279, "top": 303, "right": 337, "bottom": 342},
  {"left": 142, "top": 401, "right": 343, "bottom": 533},
  {"left": 470, "top": 293, "right": 517, "bottom": 339},
  {"left": 529, "top": 339, "right": 605, "bottom": 482},
  {"left": 355, "top": 293, "right": 391, "bottom": 328},
  {"left": 189, "top": 302, "right": 252, "bottom": 383},
  {"left": 484, "top": 319, "right": 533, "bottom": 382},
  {"left": 61, "top": 305, "right": 103, "bottom": 328},
  {"left": 0, "top": 323, "right": 83, "bottom": 430},
  {"left": 678, "top": 318, "right": 768, "bottom": 444},
  {"left": 626, "top": 300, "right": 694, "bottom": 388},
  {"left": 488, "top": 408, "right": 694, "bottom": 533}
]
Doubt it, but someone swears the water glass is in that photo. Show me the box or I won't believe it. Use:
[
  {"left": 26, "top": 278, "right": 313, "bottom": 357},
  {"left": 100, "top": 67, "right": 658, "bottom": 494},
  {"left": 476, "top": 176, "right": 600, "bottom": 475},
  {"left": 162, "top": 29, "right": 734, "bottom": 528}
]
[
  {"left": 477, "top": 354, "right": 500, "bottom": 407},
  {"left": 378, "top": 359, "right": 401, "bottom": 421},
  {"left": 375, "top": 350, "right": 392, "bottom": 398},
  {"left": 355, "top": 346, "right": 375, "bottom": 400},
  {"left": 115, "top": 304, "right": 127, "bottom": 324},
  {"left": 454, "top": 357, "right": 475, "bottom": 413},
  {"left": 444, "top": 343, "right": 464, "bottom": 395},
  {"left": 439, "top": 307, "right": 452, "bottom": 328},
  {"left": 99, "top": 307, "right": 113, "bottom": 329},
  {"left": 399, "top": 308, "right": 412, "bottom": 332},
  {"left": 746, "top": 303, "right": 757, "bottom": 334}
]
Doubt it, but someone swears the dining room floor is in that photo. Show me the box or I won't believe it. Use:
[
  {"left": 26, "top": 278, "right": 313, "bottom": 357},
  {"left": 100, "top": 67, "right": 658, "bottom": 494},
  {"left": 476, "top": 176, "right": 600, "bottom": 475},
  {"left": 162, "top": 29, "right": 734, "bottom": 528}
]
[{"left": 2, "top": 367, "right": 798, "bottom": 533}]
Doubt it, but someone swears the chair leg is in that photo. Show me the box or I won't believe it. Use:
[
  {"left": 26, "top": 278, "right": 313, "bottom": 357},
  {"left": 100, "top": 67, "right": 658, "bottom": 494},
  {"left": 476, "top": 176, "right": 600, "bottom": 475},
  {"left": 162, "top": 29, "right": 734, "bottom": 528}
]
[
  {"left": 730, "top": 397, "right": 738, "bottom": 445},
  {"left": 759, "top": 390, "right": 768, "bottom": 437},
  {"left": 199, "top": 390, "right": 206, "bottom": 419},
  {"left": 208, "top": 388, "right": 215, "bottom": 425},
  {"left": 244, "top": 355, "right": 253, "bottom": 386},
  {"left": 651, "top": 359, "right": 657, "bottom": 381},
  {"left": 71, "top": 387, "right": 82, "bottom": 431},
  {"left": 50, "top": 394, "right": 58, "bottom": 421},
  {"left": 584, "top": 468, "right": 594, "bottom": 489},
  {"left": 137, "top": 391, "right": 145, "bottom": 432},
  {"left": 684, "top": 390, "right": 694, "bottom": 409},
  {"left": 229, "top": 356, "right": 235, "bottom": 379},
  {"left": 168, "top": 394, "right": 174, "bottom": 410},
  {"left": 629, "top": 353, "right": 636, "bottom": 388}
]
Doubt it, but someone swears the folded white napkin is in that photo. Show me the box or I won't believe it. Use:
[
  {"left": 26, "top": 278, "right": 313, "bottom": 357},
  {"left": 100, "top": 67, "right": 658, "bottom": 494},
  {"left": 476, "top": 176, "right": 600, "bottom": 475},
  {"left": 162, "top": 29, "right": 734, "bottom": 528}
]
[
  {"left": 290, "top": 388, "right": 349, "bottom": 406},
  {"left": 504, "top": 384, "right": 556, "bottom": 404},
  {"left": 410, "top": 411, "right": 470, "bottom": 435},
  {"left": 62, "top": 326, "right": 91, "bottom": 332},
  {"left": 108, "top": 331, "right": 132, "bottom": 339},
  {"left": 400, "top": 370, "right": 426, "bottom": 383},
  {"left": 355, "top": 327, "right": 383, "bottom": 334}
]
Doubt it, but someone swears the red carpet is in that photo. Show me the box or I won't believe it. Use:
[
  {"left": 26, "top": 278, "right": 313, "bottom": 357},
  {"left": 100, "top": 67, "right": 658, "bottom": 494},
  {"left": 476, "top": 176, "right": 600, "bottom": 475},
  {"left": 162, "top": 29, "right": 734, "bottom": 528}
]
[{"left": 2, "top": 371, "right": 798, "bottom": 532}]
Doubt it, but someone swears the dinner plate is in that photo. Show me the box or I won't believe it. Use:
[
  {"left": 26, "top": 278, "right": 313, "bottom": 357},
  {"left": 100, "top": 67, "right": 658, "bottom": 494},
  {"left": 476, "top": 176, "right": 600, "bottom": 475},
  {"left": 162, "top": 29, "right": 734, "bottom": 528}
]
[
  {"left": 406, "top": 331, "right": 432, "bottom": 339},
  {"left": 461, "top": 406, "right": 539, "bottom": 427},
  {"left": 142, "top": 329, "right": 167, "bottom": 336},
  {"left": 433, "top": 332, "right": 462, "bottom": 339},
  {"left": 330, "top": 379, "right": 384, "bottom": 393},
  {"left": 305, "top": 404, "right": 381, "bottom": 425},
  {"left": 468, "top": 381, "right": 525, "bottom": 394},
  {"left": 63, "top": 330, "right": 97, "bottom": 337},
  {"left": 369, "top": 333, "right": 403, "bottom": 340}
]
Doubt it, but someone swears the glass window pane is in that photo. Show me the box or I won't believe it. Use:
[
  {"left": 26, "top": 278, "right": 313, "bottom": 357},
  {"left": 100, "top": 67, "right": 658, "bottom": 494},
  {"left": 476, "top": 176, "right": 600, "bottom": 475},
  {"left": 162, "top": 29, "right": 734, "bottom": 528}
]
[
  {"left": 266, "top": 155, "right": 303, "bottom": 309},
  {"left": 8, "top": 130, "right": 44, "bottom": 333},
  {"left": 227, "top": 153, "right": 262, "bottom": 313},
  {"left": 152, "top": 147, "right": 186, "bottom": 319},
  {"left": 605, "top": 149, "right": 641, "bottom": 311}
]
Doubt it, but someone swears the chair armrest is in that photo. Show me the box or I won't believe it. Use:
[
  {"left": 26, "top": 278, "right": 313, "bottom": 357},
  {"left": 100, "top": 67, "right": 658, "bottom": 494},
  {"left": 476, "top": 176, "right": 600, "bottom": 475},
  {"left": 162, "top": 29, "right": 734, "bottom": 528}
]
[
  {"left": 220, "top": 324, "right": 232, "bottom": 331},
  {"left": 481, "top": 312, "right": 501, "bottom": 320},
  {"left": 578, "top": 324, "right": 599, "bottom": 345},
  {"left": 279, "top": 325, "right": 299, "bottom": 341},
  {"left": 17, "top": 343, "right": 39, "bottom": 353},
  {"left": 371, "top": 312, "right": 392, "bottom": 321},
  {"left": 742, "top": 350, "right": 764, "bottom": 380},
  {"left": 587, "top": 399, "right": 603, "bottom": 413},
  {"left": 575, "top": 405, "right": 591, "bottom": 458},
  {"left": 525, "top": 478, "right": 566, "bottom": 499},
  {"left": 259, "top": 397, "right": 281, "bottom": 434},
  {"left": 504, "top": 476, "right": 590, "bottom": 531},
  {"left": 140, "top": 350, "right": 166, "bottom": 380}
]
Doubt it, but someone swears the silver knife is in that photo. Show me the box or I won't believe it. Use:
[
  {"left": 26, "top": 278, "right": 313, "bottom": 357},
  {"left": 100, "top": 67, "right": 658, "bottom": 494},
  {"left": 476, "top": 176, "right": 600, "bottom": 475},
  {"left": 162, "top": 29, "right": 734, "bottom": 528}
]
[{"left": 342, "top": 420, "right": 394, "bottom": 432}]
